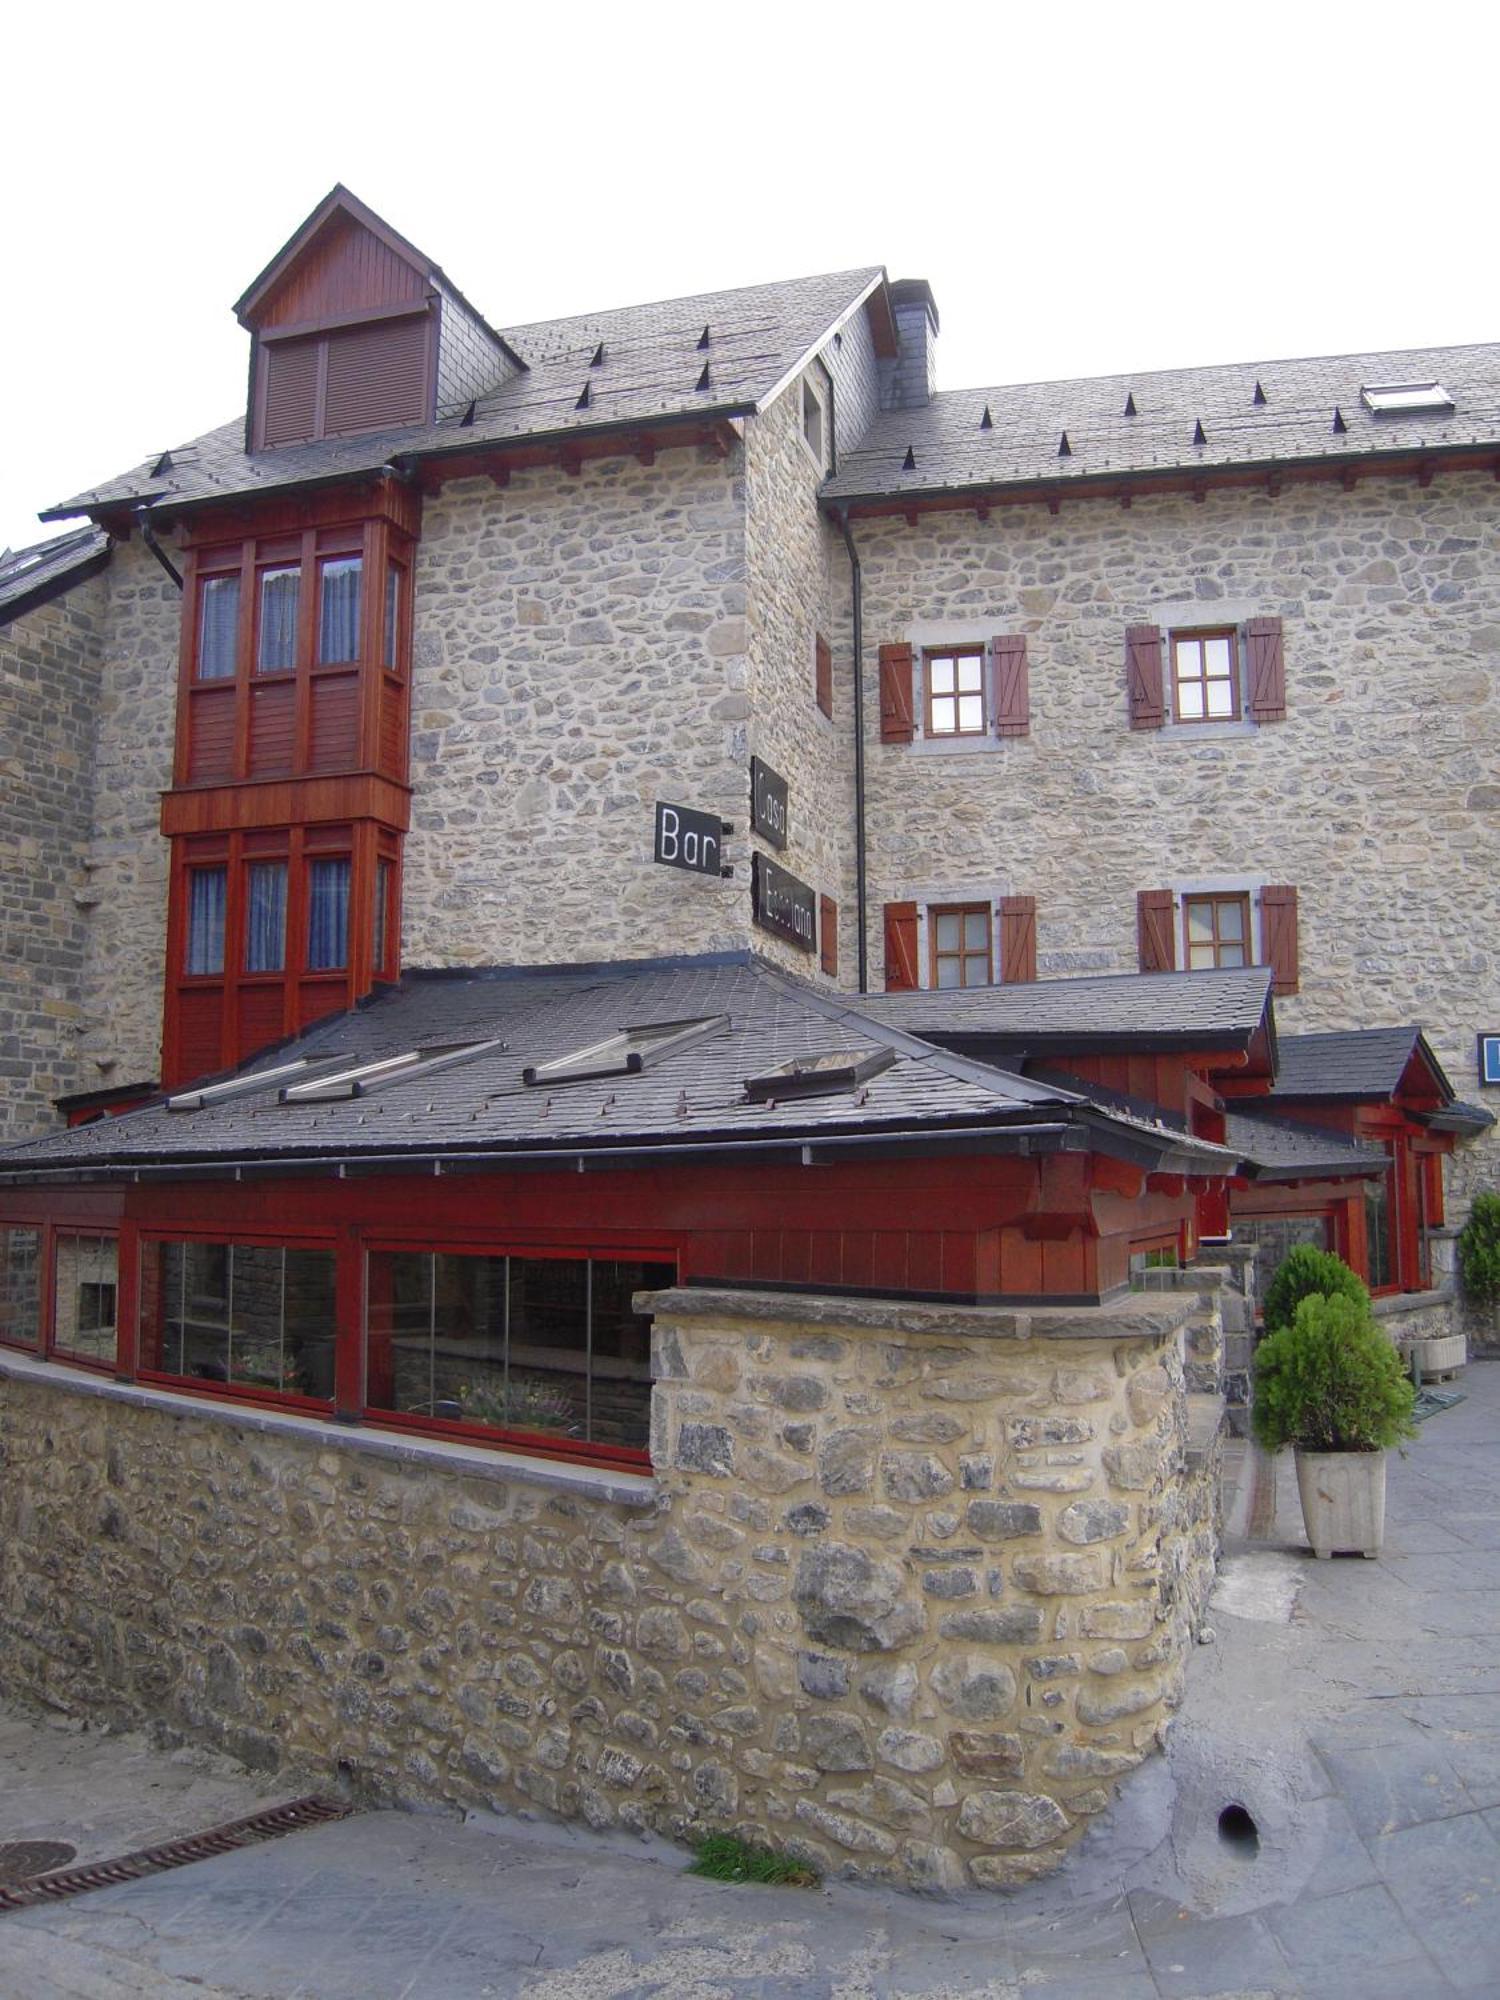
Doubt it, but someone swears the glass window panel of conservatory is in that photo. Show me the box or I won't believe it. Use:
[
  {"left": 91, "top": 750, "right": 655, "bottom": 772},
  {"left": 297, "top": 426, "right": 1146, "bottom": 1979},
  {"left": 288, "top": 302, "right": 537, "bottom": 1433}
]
[{"left": 52, "top": 1232, "right": 118, "bottom": 1365}]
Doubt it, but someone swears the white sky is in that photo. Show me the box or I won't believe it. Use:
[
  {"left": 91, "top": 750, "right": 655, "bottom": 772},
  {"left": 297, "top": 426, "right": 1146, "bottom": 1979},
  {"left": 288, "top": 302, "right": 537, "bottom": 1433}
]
[{"left": 3, "top": 1, "right": 1494, "bottom": 555}]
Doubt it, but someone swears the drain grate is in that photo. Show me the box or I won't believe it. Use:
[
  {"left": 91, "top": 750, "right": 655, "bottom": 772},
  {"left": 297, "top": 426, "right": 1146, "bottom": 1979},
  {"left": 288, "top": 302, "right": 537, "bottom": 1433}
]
[
  {"left": 0, "top": 1842, "right": 77, "bottom": 1888},
  {"left": 0, "top": 1796, "right": 353, "bottom": 1915}
]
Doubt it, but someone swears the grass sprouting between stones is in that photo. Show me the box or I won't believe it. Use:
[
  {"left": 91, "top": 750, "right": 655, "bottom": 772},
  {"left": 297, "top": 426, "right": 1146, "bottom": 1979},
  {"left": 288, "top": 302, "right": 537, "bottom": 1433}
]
[{"left": 687, "top": 1833, "right": 820, "bottom": 1888}]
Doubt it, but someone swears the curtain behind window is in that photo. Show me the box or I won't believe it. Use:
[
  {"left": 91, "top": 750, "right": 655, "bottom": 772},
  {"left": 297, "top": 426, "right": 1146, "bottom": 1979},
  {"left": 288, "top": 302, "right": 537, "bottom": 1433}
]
[
  {"left": 186, "top": 867, "right": 227, "bottom": 975},
  {"left": 307, "top": 858, "right": 350, "bottom": 970},
  {"left": 198, "top": 576, "right": 239, "bottom": 680},
  {"left": 245, "top": 862, "right": 287, "bottom": 972},
  {"left": 318, "top": 558, "right": 362, "bottom": 664},
  {"left": 257, "top": 567, "right": 299, "bottom": 673}
]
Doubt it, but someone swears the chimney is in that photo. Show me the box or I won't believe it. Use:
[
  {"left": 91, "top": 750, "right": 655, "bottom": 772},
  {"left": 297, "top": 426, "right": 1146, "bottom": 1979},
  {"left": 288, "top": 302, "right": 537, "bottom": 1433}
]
[{"left": 881, "top": 279, "right": 939, "bottom": 410}]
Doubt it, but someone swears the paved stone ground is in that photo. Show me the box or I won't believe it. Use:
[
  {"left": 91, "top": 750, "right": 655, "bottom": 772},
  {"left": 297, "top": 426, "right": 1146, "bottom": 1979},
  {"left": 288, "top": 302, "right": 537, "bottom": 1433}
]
[{"left": 2, "top": 1363, "right": 1498, "bottom": 1999}]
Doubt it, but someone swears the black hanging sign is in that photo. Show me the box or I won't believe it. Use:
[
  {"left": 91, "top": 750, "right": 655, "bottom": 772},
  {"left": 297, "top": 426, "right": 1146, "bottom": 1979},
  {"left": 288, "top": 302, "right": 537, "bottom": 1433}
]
[
  {"left": 752, "top": 852, "right": 816, "bottom": 952},
  {"left": 749, "top": 756, "right": 789, "bottom": 851},
  {"left": 655, "top": 802, "right": 729, "bottom": 877}
]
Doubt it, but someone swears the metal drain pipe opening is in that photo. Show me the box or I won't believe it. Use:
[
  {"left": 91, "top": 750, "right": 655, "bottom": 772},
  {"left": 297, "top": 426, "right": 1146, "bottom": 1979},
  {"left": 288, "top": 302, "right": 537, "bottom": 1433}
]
[{"left": 1218, "top": 1803, "right": 1260, "bottom": 1854}]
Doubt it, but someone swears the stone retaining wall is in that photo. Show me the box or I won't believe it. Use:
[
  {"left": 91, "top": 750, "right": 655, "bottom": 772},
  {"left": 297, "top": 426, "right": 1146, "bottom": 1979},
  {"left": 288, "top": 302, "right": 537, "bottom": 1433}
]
[{"left": 0, "top": 1283, "right": 1219, "bottom": 1893}]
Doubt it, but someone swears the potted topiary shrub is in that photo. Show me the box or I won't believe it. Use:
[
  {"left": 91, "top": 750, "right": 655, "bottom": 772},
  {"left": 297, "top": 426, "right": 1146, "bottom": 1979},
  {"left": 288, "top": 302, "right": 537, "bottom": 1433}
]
[
  {"left": 1252, "top": 1290, "right": 1416, "bottom": 1558},
  {"left": 1261, "top": 1242, "right": 1370, "bottom": 1334}
]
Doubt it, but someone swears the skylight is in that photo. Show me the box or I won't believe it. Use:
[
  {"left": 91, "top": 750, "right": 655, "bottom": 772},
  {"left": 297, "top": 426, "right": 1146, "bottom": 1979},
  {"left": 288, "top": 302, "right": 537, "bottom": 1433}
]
[
  {"left": 167, "top": 1056, "right": 346, "bottom": 1112},
  {"left": 1360, "top": 382, "right": 1454, "bottom": 416},
  {"left": 280, "top": 1037, "right": 507, "bottom": 1103},
  {"left": 742, "top": 1047, "right": 897, "bottom": 1103},
  {"left": 522, "top": 1016, "right": 727, "bottom": 1087}
]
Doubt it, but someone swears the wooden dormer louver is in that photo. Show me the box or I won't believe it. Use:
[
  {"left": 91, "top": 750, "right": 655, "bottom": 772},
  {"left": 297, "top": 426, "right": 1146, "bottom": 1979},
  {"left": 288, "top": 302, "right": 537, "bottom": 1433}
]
[{"left": 257, "top": 314, "right": 432, "bottom": 448}]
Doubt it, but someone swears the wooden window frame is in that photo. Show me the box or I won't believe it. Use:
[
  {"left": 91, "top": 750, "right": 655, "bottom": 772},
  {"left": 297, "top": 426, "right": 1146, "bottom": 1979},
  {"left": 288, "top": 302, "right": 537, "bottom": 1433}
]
[
  {"left": 1182, "top": 891, "right": 1252, "bottom": 971},
  {"left": 929, "top": 902, "right": 994, "bottom": 990},
  {"left": 178, "top": 513, "right": 414, "bottom": 793},
  {"left": 924, "top": 646, "right": 987, "bottom": 739},
  {"left": 1170, "top": 627, "right": 1241, "bottom": 724}
]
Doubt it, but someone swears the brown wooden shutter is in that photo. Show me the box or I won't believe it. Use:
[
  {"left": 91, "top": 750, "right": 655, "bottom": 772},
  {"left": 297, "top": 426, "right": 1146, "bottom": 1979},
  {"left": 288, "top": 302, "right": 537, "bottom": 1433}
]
[
  {"left": 1245, "top": 617, "right": 1286, "bottom": 723},
  {"left": 991, "top": 634, "right": 1030, "bottom": 737},
  {"left": 815, "top": 633, "right": 833, "bottom": 719},
  {"left": 819, "top": 895, "right": 838, "bottom": 977},
  {"left": 999, "top": 895, "right": 1037, "bottom": 982},
  {"left": 323, "top": 317, "right": 429, "bottom": 436},
  {"left": 878, "top": 644, "right": 915, "bottom": 742},
  {"left": 1126, "top": 624, "right": 1165, "bottom": 730},
  {"left": 883, "top": 901, "right": 919, "bottom": 990},
  {"left": 1260, "top": 884, "right": 1299, "bottom": 994},
  {"left": 261, "top": 337, "right": 320, "bottom": 446},
  {"left": 1137, "top": 889, "right": 1176, "bottom": 972}
]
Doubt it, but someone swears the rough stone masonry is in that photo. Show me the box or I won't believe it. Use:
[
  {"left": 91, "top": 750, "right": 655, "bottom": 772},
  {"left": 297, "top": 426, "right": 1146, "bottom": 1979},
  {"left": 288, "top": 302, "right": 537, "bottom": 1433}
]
[{"left": 0, "top": 1284, "right": 1220, "bottom": 1893}]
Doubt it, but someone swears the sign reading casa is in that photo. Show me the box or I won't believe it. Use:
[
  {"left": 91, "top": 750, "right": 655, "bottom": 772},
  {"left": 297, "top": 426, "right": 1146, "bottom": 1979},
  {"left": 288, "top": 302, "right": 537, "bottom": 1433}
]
[{"left": 750, "top": 757, "right": 788, "bottom": 851}]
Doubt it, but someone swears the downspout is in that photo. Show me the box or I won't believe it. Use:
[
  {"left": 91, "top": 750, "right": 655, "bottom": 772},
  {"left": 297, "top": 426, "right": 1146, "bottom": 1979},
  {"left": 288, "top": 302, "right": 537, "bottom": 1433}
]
[
  {"left": 133, "top": 505, "right": 182, "bottom": 591},
  {"left": 834, "top": 507, "right": 869, "bottom": 992}
]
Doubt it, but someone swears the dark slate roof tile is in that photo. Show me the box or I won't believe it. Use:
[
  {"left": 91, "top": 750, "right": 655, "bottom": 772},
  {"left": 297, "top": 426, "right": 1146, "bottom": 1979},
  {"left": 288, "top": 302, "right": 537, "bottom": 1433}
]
[
  {"left": 44, "top": 269, "right": 883, "bottom": 521},
  {"left": 824, "top": 339, "right": 1500, "bottom": 501},
  {"left": 0, "top": 957, "right": 1233, "bottom": 1178},
  {"left": 1226, "top": 1110, "right": 1388, "bottom": 1180},
  {"left": 1267, "top": 1027, "right": 1437, "bottom": 1102},
  {"left": 0, "top": 526, "right": 110, "bottom": 623},
  {"left": 861, "top": 966, "right": 1272, "bottom": 1045}
]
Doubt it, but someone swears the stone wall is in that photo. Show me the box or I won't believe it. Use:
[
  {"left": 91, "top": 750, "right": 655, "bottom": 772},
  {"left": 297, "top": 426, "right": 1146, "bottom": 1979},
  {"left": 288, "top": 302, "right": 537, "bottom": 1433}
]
[
  {"left": 72, "top": 537, "right": 182, "bottom": 1094},
  {"left": 0, "top": 1283, "right": 1217, "bottom": 1893},
  {"left": 743, "top": 383, "right": 853, "bottom": 978},
  {"left": 852, "top": 468, "right": 1500, "bottom": 1205},
  {"left": 0, "top": 575, "right": 107, "bottom": 1141},
  {"left": 401, "top": 447, "right": 752, "bottom": 971}
]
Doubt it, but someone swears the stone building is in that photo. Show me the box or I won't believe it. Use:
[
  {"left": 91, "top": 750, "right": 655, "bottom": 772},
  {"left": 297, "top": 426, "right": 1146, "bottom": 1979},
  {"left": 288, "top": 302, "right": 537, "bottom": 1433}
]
[{"left": 0, "top": 186, "right": 1494, "bottom": 1889}]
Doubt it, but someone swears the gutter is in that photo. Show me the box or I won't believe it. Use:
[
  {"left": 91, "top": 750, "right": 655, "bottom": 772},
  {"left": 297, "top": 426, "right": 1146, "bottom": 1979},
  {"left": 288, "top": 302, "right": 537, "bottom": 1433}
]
[
  {"left": 133, "top": 505, "right": 183, "bottom": 590},
  {"left": 833, "top": 507, "right": 869, "bottom": 990}
]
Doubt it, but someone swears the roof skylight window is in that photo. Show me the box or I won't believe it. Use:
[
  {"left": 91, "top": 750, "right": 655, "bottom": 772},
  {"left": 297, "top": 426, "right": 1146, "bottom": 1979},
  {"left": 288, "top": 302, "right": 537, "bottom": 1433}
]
[
  {"left": 743, "top": 1047, "right": 896, "bottom": 1103},
  {"left": 1360, "top": 382, "right": 1454, "bottom": 416},
  {"left": 167, "top": 1055, "right": 347, "bottom": 1112},
  {"left": 280, "top": 1037, "right": 507, "bottom": 1103},
  {"left": 522, "top": 1015, "right": 727, "bottom": 1087}
]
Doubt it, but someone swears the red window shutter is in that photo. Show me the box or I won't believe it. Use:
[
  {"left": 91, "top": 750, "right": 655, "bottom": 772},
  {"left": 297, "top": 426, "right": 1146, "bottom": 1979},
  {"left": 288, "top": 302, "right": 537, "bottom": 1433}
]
[
  {"left": 1126, "top": 624, "right": 1165, "bottom": 730},
  {"left": 815, "top": 633, "right": 833, "bottom": 719},
  {"left": 323, "top": 317, "right": 430, "bottom": 436},
  {"left": 261, "top": 337, "right": 320, "bottom": 446},
  {"left": 991, "top": 634, "right": 1030, "bottom": 737},
  {"left": 883, "top": 901, "right": 919, "bottom": 990},
  {"left": 1245, "top": 617, "right": 1286, "bottom": 723},
  {"left": 1260, "top": 884, "right": 1299, "bottom": 994},
  {"left": 1137, "top": 889, "right": 1176, "bottom": 972},
  {"left": 999, "top": 895, "right": 1037, "bottom": 982},
  {"left": 878, "top": 644, "right": 915, "bottom": 742},
  {"left": 819, "top": 894, "right": 838, "bottom": 977}
]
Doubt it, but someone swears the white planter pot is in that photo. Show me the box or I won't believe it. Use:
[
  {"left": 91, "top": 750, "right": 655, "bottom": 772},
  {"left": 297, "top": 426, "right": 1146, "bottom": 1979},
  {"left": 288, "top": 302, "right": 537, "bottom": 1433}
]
[
  {"left": 1294, "top": 1448, "right": 1387, "bottom": 1559},
  {"left": 1409, "top": 1334, "right": 1466, "bottom": 1380}
]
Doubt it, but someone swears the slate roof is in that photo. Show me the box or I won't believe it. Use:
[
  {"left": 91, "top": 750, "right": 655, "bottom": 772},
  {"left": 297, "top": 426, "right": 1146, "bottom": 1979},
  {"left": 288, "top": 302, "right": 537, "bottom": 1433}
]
[
  {"left": 1225, "top": 1110, "right": 1388, "bottom": 1182},
  {"left": 823, "top": 339, "right": 1500, "bottom": 504},
  {"left": 0, "top": 526, "right": 110, "bottom": 624},
  {"left": 1267, "top": 1027, "right": 1450, "bottom": 1104},
  {"left": 860, "top": 966, "right": 1274, "bottom": 1054},
  {"left": 0, "top": 956, "right": 1235, "bottom": 1182},
  {"left": 42, "top": 269, "right": 884, "bottom": 523}
]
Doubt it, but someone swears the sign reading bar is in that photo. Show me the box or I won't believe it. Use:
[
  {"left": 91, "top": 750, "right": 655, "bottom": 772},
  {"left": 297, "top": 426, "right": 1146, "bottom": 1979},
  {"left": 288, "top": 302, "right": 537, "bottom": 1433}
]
[
  {"left": 750, "top": 757, "right": 789, "bottom": 851},
  {"left": 752, "top": 852, "right": 816, "bottom": 952},
  {"left": 655, "top": 802, "right": 728, "bottom": 877}
]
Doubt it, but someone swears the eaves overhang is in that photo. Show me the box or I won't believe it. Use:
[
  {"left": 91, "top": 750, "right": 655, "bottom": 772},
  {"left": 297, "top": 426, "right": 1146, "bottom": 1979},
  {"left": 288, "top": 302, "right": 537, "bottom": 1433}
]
[
  {"left": 59, "top": 406, "right": 756, "bottom": 534},
  {"left": 822, "top": 439, "right": 1500, "bottom": 524}
]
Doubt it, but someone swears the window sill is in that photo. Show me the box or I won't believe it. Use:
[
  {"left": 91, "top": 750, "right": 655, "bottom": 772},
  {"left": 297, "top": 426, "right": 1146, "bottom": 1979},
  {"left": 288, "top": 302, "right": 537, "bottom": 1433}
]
[
  {"left": 907, "top": 735, "right": 1009, "bottom": 758},
  {"left": 1158, "top": 720, "right": 1260, "bottom": 743},
  {"left": 0, "top": 1348, "right": 657, "bottom": 1508}
]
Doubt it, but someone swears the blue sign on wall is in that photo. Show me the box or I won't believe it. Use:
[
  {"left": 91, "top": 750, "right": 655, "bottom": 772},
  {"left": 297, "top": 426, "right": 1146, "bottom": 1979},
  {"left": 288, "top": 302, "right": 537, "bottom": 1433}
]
[{"left": 1480, "top": 1034, "right": 1500, "bottom": 1086}]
